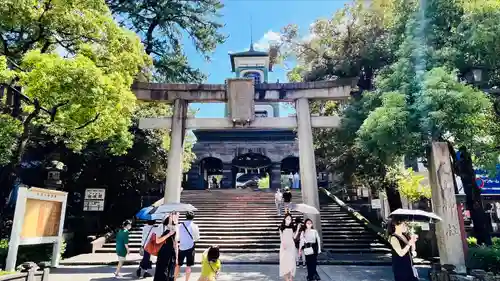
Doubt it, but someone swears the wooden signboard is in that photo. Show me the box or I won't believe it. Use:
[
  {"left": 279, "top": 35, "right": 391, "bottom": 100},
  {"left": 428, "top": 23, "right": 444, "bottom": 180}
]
[{"left": 5, "top": 187, "right": 67, "bottom": 271}]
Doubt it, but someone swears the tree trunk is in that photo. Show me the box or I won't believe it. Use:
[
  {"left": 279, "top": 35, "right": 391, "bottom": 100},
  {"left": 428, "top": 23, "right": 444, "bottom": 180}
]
[
  {"left": 384, "top": 181, "right": 402, "bottom": 212},
  {"left": 455, "top": 146, "right": 492, "bottom": 245}
]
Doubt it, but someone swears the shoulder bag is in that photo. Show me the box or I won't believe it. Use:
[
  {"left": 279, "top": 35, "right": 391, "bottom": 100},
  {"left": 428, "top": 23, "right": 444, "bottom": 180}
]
[
  {"left": 139, "top": 227, "right": 154, "bottom": 256},
  {"left": 145, "top": 226, "right": 165, "bottom": 256},
  {"left": 303, "top": 231, "right": 317, "bottom": 256}
]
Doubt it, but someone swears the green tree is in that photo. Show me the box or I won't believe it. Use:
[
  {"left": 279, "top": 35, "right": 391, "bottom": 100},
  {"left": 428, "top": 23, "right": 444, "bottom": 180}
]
[
  {"left": 279, "top": 0, "right": 405, "bottom": 209},
  {"left": 106, "top": 0, "right": 226, "bottom": 83},
  {"left": 0, "top": 0, "right": 150, "bottom": 211},
  {"left": 395, "top": 168, "right": 431, "bottom": 204},
  {"left": 356, "top": 0, "right": 496, "bottom": 244}
]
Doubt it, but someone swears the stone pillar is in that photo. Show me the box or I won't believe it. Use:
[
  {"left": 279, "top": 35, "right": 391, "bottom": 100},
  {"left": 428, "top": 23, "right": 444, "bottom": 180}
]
[
  {"left": 295, "top": 98, "right": 322, "bottom": 240},
  {"left": 270, "top": 162, "right": 282, "bottom": 190},
  {"left": 221, "top": 163, "right": 233, "bottom": 189},
  {"left": 428, "top": 142, "right": 466, "bottom": 273},
  {"left": 164, "top": 99, "right": 187, "bottom": 203}
]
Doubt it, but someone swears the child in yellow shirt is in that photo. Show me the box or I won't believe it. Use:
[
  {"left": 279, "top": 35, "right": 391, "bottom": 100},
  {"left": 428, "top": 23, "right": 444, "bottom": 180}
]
[{"left": 198, "top": 246, "right": 221, "bottom": 281}]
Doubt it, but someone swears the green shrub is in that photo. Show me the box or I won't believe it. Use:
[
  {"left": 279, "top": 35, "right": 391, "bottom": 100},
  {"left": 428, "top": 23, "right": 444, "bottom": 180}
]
[
  {"left": 0, "top": 239, "right": 66, "bottom": 270},
  {"left": 467, "top": 236, "right": 478, "bottom": 247},
  {"left": 467, "top": 236, "right": 500, "bottom": 248},
  {"left": 466, "top": 246, "right": 500, "bottom": 274},
  {"left": 0, "top": 271, "right": 14, "bottom": 276},
  {"left": 492, "top": 237, "right": 500, "bottom": 250}
]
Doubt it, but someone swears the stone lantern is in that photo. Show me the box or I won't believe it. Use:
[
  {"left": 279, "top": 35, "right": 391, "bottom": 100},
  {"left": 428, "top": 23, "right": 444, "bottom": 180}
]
[
  {"left": 44, "top": 159, "right": 66, "bottom": 189},
  {"left": 465, "top": 66, "right": 486, "bottom": 87}
]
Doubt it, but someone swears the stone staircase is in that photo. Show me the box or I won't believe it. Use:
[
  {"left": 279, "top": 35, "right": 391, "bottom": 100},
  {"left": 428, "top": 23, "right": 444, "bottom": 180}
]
[{"left": 96, "top": 189, "right": 390, "bottom": 257}]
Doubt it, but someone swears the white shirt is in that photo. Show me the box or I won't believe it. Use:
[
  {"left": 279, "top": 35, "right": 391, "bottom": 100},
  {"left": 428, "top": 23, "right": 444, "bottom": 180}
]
[
  {"left": 299, "top": 229, "right": 321, "bottom": 254},
  {"left": 456, "top": 175, "right": 464, "bottom": 194},
  {"left": 178, "top": 221, "right": 200, "bottom": 251},
  {"left": 275, "top": 192, "right": 283, "bottom": 202},
  {"left": 141, "top": 224, "right": 156, "bottom": 246}
]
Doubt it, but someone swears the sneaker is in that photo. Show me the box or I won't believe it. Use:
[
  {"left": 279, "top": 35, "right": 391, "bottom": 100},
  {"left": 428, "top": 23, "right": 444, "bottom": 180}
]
[
  {"left": 136, "top": 268, "right": 141, "bottom": 278},
  {"left": 296, "top": 261, "right": 300, "bottom": 267},
  {"left": 143, "top": 272, "right": 152, "bottom": 278},
  {"left": 302, "top": 263, "right": 306, "bottom": 268}
]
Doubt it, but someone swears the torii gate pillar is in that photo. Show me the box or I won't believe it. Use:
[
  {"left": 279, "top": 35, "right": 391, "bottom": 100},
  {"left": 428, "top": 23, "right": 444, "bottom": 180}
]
[
  {"left": 165, "top": 99, "right": 187, "bottom": 203},
  {"left": 296, "top": 98, "right": 322, "bottom": 240}
]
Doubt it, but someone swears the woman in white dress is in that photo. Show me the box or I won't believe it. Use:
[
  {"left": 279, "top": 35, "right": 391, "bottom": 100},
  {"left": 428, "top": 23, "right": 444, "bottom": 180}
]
[
  {"left": 299, "top": 219, "right": 321, "bottom": 281},
  {"left": 279, "top": 213, "right": 297, "bottom": 281}
]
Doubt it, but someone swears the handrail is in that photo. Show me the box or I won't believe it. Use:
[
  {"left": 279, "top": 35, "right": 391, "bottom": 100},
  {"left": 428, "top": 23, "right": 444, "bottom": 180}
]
[{"left": 319, "top": 187, "right": 390, "bottom": 244}]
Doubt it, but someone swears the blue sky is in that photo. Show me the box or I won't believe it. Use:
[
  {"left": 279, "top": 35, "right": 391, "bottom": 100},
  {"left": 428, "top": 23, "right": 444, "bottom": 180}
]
[{"left": 188, "top": 0, "right": 348, "bottom": 117}]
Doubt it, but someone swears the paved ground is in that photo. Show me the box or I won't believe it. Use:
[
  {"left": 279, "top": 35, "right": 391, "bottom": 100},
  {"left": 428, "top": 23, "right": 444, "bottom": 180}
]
[
  {"left": 50, "top": 265, "right": 431, "bottom": 281},
  {"left": 61, "top": 252, "right": 428, "bottom": 266}
]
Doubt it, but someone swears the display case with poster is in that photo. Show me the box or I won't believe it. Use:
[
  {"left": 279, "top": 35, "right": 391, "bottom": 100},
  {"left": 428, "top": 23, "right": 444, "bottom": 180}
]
[{"left": 5, "top": 186, "right": 68, "bottom": 271}]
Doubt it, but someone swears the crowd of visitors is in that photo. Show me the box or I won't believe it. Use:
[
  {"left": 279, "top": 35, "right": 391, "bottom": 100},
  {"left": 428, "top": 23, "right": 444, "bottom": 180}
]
[
  {"left": 115, "top": 189, "right": 420, "bottom": 281},
  {"left": 115, "top": 212, "right": 219, "bottom": 281}
]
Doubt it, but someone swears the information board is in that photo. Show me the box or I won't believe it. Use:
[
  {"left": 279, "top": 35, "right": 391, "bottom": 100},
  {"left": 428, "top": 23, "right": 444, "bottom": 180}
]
[
  {"left": 371, "top": 199, "right": 381, "bottom": 209},
  {"left": 6, "top": 187, "right": 67, "bottom": 271},
  {"left": 83, "top": 188, "right": 106, "bottom": 211}
]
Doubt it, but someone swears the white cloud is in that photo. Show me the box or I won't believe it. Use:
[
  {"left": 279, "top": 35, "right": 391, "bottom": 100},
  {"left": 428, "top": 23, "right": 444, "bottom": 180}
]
[
  {"left": 302, "top": 32, "right": 317, "bottom": 42},
  {"left": 302, "top": 22, "right": 318, "bottom": 42},
  {"left": 254, "top": 30, "right": 282, "bottom": 51}
]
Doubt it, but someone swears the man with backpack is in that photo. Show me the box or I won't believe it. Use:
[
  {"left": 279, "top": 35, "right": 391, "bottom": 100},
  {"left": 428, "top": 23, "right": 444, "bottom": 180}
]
[{"left": 175, "top": 211, "right": 200, "bottom": 281}]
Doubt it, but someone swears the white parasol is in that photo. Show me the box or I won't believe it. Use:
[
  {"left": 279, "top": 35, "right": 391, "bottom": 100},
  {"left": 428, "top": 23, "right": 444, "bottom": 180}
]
[{"left": 290, "top": 203, "right": 320, "bottom": 214}]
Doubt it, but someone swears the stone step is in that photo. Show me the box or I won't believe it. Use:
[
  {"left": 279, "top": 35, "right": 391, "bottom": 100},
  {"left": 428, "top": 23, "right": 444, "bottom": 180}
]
[
  {"left": 126, "top": 236, "right": 379, "bottom": 243},
  {"left": 96, "top": 247, "right": 278, "bottom": 253},
  {"left": 95, "top": 246, "right": 390, "bottom": 254},
  {"left": 103, "top": 241, "right": 387, "bottom": 250},
  {"left": 128, "top": 232, "right": 375, "bottom": 239},
  {"left": 132, "top": 224, "right": 362, "bottom": 232},
  {"left": 105, "top": 190, "right": 392, "bottom": 257},
  {"left": 134, "top": 220, "right": 360, "bottom": 227},
  {"left": 139, "top": 214, "right": 351, "bottom": 221},
  {"left": 130, "top": 226, "right": 373, "bottom": 236}
]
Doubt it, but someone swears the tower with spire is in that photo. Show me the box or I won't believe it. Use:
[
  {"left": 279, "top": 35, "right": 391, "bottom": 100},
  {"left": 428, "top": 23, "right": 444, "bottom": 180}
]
[{"left": 226, "top": 43, "right": 280, "bottom": 117}]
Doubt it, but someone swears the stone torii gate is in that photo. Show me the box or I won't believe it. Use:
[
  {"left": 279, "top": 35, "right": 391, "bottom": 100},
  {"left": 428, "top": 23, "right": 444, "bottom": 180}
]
[{"left": 133, "top": 78, "right": 356, "bottom": 237}]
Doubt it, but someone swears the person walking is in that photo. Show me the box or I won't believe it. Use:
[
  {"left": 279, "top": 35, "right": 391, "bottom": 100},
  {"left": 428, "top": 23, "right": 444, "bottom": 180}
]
[
  {"left": 137, "top": 220, "right": 156, "bottom": 278},
  {"left": 388, "top": 218, "right": 419, "bottom": 281},
  {"left": 175, "top": 211, "right": 200, "bottom": 281},
  {"left": 299, "top": 219, "right": 321, "bottom": 281},
  {"left": 279, "top": 213, "right": 296, "bottom": 281},
  {"left": 275, "top": 189, "right": 284, "bottom": 216},
  {"left": 283, "top": 188, "right": 292, "bottom": 213},
  {"left": 153, "top": 213, "right": 179, "bottom": 281},
  {"left": 114, "top": 220, "right": 132, "bottom": 278},
  {"left": 198, "top": 246, "right": 221, "bottom": 281},
  {"left": 294, "top": 217, "right": 306, "bottom": 268}
]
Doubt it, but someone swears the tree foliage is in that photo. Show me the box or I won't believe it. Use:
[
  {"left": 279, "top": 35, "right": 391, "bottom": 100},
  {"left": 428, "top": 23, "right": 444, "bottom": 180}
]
[
  {"left": 0, "top": 0, "right": 150, "bottom": 160},
  {"left": 106, "top": 0, "right": 226, "bottom": 83},
  {"left": 285, "top": 0, "right": 500, "bottom": 218},
  {"left": 395, "top": 168, "right": 431, "bottom": 203}
]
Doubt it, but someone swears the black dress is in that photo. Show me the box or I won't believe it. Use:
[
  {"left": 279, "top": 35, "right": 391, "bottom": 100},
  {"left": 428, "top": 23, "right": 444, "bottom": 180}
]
[
  {"left": 391, "top": 234, "right": 419, "bottom": 281},
  {"left": 153, "top": 230, "right": 177, "bottom": 281}
]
